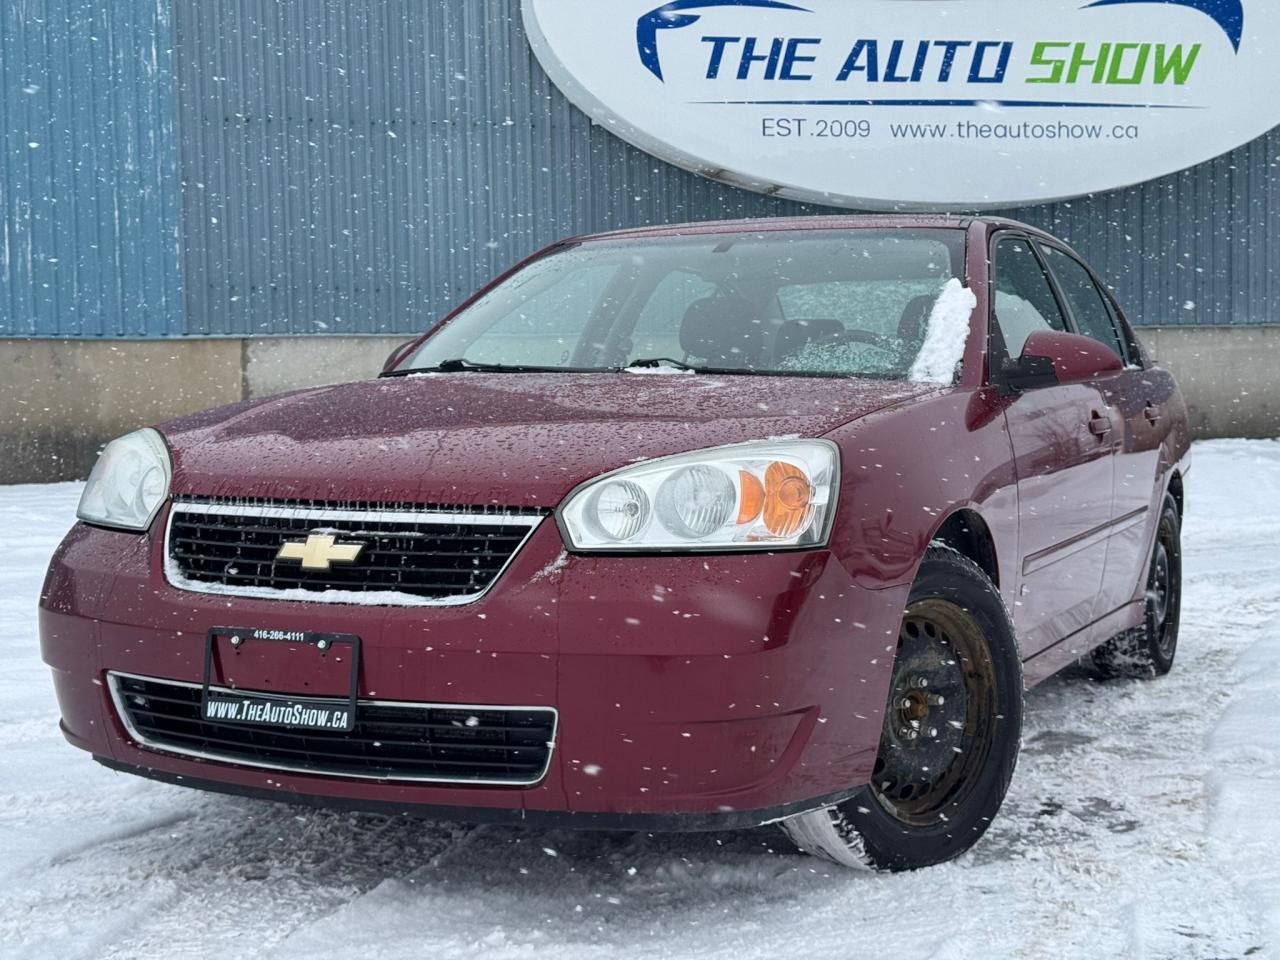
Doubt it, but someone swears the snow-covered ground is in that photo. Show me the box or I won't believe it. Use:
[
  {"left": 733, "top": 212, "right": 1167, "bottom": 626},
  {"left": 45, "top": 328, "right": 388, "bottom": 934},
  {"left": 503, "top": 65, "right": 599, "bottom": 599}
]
[{"left": 1, "top": 439, "right": 1277, "bottom": 960}]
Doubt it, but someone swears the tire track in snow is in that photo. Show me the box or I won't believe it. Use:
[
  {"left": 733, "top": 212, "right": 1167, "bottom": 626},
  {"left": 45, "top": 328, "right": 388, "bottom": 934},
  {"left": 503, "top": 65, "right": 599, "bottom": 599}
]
[{"left": 45, "top": 811, "right": 197, "bottom": 867}]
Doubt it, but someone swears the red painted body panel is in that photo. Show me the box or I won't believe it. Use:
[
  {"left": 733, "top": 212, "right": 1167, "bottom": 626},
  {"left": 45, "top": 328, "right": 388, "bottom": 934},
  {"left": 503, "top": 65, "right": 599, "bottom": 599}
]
[
  {"left": 823, "top": 386, "right": 1020, "bottom": 592},
  {"left": 39, "top": 215, "right": 1191, "bottom": 826},
  {"left": 161, "top": 373, "right": 933, "bottom": 507},
  {"left": 41, "top": 511, "right": 904, "bottom": 817},
  {"left": 1003, "top": 380, "right": 1115, "bottom": 655}
]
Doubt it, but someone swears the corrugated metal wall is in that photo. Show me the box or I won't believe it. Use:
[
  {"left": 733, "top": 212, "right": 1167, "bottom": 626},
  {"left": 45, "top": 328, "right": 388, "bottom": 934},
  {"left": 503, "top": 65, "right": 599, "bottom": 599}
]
[
  {"left": 170, "top": 0, "right": 1280, "bottom": 333},
  {"left": 4, "top": 0, "right": 1277, "bottom": 338},
  {"left": 0, "top": 0, "right": 183, "bottom": 337},
  {"left": 170, "top": 0, "right": 831, "bottom": 337},
  {"left": 1009, "top": 135, "right": 1280, "bottom": 327}
]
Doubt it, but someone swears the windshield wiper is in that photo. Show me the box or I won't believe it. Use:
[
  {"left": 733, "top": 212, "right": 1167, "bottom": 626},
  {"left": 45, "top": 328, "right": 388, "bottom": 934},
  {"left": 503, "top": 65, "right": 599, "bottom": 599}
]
[
  {"left": 625, "top": 357, "right": 698, "bottom": 371},
  {"left": 624, "top": 357, "right": 774, "bottom": 376},
  {"left": 382, "top": 358, "right": 578, "bottom": 376},
  {"left": 385, "top": 356, "right": 774, "bottom": 378}
]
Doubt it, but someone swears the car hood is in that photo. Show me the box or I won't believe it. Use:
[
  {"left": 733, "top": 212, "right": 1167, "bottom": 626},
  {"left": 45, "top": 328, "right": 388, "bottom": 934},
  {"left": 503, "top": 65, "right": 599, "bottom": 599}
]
[{"left": 160, "top": 373, "right": 934, "bottom": 508}]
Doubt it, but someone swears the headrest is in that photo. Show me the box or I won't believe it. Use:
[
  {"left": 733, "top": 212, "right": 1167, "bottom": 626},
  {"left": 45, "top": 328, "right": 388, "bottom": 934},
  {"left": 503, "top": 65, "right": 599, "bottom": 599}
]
[{"left": 678, "top": 295, "right": 765, "bottom": 368}]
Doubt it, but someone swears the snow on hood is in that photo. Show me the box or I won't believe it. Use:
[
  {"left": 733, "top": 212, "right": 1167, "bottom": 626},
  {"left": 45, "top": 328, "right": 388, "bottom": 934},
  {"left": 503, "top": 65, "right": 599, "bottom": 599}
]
[{"left": 909, "top": 278, "right": 978, "bottom": 385}]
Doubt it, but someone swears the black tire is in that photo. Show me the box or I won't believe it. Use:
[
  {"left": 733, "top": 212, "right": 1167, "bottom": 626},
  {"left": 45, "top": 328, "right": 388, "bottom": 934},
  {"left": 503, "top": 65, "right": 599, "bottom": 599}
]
[
  {"left": 780, "top": 546, "right": 1023, "bottom": 871},
  {"left": 1090, "top": 495, "right": 1182, "bottom": 680}
]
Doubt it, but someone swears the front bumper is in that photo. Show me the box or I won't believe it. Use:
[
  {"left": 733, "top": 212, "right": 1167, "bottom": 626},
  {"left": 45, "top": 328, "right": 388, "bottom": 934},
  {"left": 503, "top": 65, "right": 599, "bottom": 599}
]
[{"left": 40, "top": 506, "right": 906, "bottom": 827}]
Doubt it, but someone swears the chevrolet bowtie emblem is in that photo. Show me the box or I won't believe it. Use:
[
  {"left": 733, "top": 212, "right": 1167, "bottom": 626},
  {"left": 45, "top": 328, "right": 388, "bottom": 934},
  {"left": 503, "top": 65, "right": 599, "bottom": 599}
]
[{"left": 275, "top": 533, "right": 364, "bottom": 571}]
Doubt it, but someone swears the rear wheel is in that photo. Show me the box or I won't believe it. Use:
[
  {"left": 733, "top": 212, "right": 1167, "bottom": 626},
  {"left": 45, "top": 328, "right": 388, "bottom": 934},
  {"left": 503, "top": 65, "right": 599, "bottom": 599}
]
[
  {"left": 1089, "top": 495, "right": 1182, "bottom": 680},
  {"left": 780, "top": 546, "right": 1023, "bottom": 871}
]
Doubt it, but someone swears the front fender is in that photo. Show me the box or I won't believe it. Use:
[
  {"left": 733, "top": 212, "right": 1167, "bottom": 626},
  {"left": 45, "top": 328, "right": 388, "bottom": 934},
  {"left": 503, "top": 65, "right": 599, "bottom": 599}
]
[{"left": 822, "top": 386, "right": 1019, "bottom": 601}]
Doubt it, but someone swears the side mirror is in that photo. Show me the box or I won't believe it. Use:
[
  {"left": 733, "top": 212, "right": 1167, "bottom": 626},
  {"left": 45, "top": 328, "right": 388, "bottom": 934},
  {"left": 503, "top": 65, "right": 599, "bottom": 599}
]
[
  {"left": 1000, "top": 330, "right": 1123, "bottom": 393},
  {"left": 381, "top": 339, "right": 418, "bottom": 375}
]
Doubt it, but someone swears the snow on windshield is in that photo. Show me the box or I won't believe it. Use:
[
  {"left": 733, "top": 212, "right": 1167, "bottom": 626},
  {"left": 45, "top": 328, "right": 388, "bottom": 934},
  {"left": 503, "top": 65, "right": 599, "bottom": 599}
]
[
  {"left": 778, "top": 337, "right": 905, "bottom": 378},
  {"left": 778, "top": 276, "right": 975, "bottom": 382}
]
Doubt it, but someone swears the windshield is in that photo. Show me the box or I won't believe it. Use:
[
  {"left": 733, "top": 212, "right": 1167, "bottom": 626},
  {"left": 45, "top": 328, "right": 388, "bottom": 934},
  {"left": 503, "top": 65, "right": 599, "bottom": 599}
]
[{"left": 393, "top": 228, "right": 968, "bottom": 380}]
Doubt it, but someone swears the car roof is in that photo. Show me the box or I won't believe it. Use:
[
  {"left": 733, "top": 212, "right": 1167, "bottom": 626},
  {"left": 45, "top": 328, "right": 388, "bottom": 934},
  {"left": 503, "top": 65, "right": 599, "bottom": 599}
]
[{"left": 566, "top": 214, "right": 1055, "bottom": 245}]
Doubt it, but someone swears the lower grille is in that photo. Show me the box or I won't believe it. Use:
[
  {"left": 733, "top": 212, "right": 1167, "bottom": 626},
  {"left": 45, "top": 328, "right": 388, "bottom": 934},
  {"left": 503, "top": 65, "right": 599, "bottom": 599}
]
[{"left": 109, "top": 673, "right": 556, "bottom": 785}]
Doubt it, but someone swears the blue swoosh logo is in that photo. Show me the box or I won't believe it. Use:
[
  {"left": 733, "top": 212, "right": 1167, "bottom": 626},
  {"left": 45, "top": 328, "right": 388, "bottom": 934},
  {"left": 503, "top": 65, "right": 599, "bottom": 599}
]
[
  {"left": 1084, "top": 0, "right": 1244, "bottom": 52},
  {"left": 637, "top": 0, "right": 810, "bottom": 81}
]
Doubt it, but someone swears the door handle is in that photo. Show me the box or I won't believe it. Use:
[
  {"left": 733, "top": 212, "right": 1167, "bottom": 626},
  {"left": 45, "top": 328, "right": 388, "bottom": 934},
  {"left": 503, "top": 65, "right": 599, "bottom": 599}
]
[
  {"left": 1144, "top": 404, "right": 1162, "bottom": 426},
  {"left": 1088, "top": 412, "right": 1113, "bottom": 438}
]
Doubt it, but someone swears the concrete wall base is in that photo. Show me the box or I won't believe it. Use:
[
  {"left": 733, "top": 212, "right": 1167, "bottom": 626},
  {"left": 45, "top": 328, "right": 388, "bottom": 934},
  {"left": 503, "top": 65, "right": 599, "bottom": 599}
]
[
  {"left": 1, "top": 339, "right": 244, "bottom": 484},
  {"left": 1138, "top": 327, "right": 1280, "bottom": 441},
  {"left": 1, "top": 327, "right": 1276, "bottom": 484}
]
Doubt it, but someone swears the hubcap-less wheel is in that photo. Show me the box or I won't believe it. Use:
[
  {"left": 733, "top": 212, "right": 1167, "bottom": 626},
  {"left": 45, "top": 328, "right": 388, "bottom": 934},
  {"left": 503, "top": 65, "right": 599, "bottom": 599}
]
[
  {"left": 871, "top": 599, "right": 998, "bottom": 827},
  {"left": 1090, "top": 495, "right": 1182, "bottom": 680},
  {"left": 1148, "top": 540, "right": 1175, "bottom": 659},
  {"left": 778, "top": 546, "right": 1023, "bottom": 872}
]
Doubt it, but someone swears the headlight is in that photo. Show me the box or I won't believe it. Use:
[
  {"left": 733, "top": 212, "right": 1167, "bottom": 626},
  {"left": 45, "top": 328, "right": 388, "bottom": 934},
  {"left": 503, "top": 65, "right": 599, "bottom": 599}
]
[
  {"left": 559, "top": 440, "right": 839, "bottom": 552},
  {"left": 77, "top": 428, "right": 172, "bottom": 531}
]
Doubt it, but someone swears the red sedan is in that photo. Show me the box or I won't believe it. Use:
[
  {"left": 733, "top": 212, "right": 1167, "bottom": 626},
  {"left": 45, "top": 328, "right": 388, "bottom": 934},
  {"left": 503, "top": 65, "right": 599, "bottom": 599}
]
[{"left": 41, "top": 216, "right": 1189, "bottom": 871}]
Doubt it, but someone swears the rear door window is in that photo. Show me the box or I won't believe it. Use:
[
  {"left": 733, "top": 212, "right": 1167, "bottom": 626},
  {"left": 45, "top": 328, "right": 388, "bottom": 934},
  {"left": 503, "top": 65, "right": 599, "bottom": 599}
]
[{"left": 1042, "top": 246, "right": 1128, "bottom": 362}]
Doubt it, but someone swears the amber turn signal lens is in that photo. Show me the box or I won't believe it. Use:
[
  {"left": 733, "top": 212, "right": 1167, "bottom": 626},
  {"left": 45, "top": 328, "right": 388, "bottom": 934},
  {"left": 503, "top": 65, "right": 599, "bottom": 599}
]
[
  {"left": 763, "top": 461, "right": 813, "bottom": 537},
  {"left": 737, "top": 470, "right": 765, "bottom": 525}
]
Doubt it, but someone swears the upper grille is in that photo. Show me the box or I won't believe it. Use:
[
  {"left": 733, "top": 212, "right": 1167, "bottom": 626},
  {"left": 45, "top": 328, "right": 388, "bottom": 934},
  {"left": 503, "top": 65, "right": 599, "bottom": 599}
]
[
  {"left": 166, "top": 499, "right": 543, "bottom": 605},
  {"left": 109, "top": 673, "right": 556, "bottom": 785}
]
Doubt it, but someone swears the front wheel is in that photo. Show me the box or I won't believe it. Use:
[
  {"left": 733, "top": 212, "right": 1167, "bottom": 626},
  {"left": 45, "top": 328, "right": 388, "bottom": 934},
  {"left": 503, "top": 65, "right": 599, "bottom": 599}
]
[{"left": 780, "top": 546, "right": 1023, "bottom": 871}]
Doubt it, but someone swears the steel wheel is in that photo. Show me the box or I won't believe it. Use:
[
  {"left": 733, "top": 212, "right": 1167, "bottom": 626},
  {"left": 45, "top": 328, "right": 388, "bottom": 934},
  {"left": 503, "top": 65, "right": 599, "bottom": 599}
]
[
  {"left": 1148, "top": 537, "right": 1177, "bottom": 660},
  {"left": 779, "top": 546, "right": 1022, "bottom": 871},
  {"left": 1090, "top": 494, "right": 1182, "bottom": 680},
  {"left": 871, "top": 599, "right": 998, "bottom": 827}
]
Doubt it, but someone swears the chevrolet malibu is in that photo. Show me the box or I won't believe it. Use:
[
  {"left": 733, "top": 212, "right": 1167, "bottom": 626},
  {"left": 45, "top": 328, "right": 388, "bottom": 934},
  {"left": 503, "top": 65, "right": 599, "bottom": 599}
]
[{"left": 41, "top": 216, "right": 1189, "bottom": 871}]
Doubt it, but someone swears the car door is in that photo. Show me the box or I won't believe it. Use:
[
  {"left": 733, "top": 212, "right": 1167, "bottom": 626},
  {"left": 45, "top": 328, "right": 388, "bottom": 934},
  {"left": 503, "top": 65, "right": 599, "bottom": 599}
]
[
  {"left": 1040, "top": 244, "right": 1165, "bottom": 618},
  {"left": 992, "top": 236, "right": 1116, "bottom": 657}
]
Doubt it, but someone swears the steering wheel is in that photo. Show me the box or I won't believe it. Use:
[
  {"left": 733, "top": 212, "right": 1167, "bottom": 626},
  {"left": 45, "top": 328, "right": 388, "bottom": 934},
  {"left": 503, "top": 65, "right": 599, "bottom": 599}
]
[{"left": 821, "top": 329, "right": 896, "bottom": 350}]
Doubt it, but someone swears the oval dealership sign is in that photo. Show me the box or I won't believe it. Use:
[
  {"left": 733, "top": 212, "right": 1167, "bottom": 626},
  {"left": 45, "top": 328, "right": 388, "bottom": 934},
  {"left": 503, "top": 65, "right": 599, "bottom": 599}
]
[{"left": 522, "top": 0, "right": 1280, "bottom": 209}]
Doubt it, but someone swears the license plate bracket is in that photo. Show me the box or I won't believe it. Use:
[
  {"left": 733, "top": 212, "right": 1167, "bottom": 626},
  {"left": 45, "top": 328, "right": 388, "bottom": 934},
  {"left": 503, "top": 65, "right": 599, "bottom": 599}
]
[{"left": 201, "top": 627, "right": 360, "bottom": 733}]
